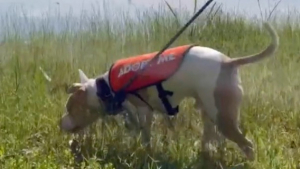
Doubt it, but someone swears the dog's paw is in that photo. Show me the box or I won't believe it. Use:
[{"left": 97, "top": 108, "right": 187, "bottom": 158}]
[
  {"left": 69, "top": 139, "right": 84, "bottom": 163},
  {"left": 243, "top": 146, "right": 255, "bottom": 162}
]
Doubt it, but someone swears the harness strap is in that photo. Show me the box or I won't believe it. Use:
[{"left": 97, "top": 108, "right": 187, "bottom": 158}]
[
  {"left": 96, "top": 78, "right": 179, "bottom": 116},
  {"left": 96, "top": 78, "right": 124, "bottom": 115},
  {"left": 156, "top": 83, "right": 179, "bottom": 116},
  {"left": 130, "top": 92, "right": 154, "bottom": 111}
]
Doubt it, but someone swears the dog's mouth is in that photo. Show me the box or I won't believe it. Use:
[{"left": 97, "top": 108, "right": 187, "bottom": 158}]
[
  {"left": 59, "top": 114, "right": 98, "bottom": 134},
  {"left": 60, "top": 125, "right": 83, "bottom": 134}
]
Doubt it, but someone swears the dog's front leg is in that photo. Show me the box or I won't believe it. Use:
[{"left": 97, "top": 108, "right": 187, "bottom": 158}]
[
  {"left": 122, "top": 100, "right": 140, "bottom": 134},
  {"left": 161, "top": 112, "right": 175, "bottom": 131},
  {"left": 125, "top": 90, "right": 154, "bottom": 147},
  {"left": 136, "top": 106, "right": 153, "bottom": 147}
]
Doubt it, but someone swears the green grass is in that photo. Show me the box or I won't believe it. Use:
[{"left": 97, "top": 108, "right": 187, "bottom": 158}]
[{"left": 1, "top": 1, "right": 300, "bottom": 169}]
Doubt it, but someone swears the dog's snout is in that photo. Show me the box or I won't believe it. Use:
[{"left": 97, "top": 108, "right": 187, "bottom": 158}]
[{"left": 59, "top": 115, "right": 76, "bottom": 132}]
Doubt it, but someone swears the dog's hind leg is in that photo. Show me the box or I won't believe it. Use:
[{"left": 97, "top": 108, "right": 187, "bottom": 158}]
[
  {"left": 194, "top": 98, "right": 224, "bottom": 153},
  {"left": 196, "top": 86, "right": 254, "bottom": 161},
  {"left": 214, "top": 86, "right": 255, "bottom": 161},
  {"left": 201, "top": 112, "right": 225, "bottom": 153}
]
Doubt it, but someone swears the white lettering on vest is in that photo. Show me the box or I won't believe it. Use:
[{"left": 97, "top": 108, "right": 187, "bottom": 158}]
[
  {"left": 157, "top": 54, "right": 175, "bottom": 64},
  {"left": 117, "top": 53, "right": 176, "bottom": 78}
]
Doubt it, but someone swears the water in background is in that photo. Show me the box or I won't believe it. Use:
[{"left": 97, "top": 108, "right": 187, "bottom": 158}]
[{"left": 0, "top": 0, "right": 298, "bottom": 41}]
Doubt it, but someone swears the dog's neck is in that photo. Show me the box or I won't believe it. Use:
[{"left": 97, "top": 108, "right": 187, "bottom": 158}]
[
  {"left": 83, "top": 72, "right": 110, "bottom": 108},
  {"left": 84, "top": 72, "right": 125, "bottom": 115}
]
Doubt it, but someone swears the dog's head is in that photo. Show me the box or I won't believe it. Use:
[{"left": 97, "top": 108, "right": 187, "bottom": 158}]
[{"left": 59, "top": 70, "right": 103, "bottom": 133}]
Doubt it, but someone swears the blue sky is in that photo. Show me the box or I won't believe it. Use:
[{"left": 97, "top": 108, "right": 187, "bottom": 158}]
[{"left": 0, "top": 0, "right": 298, "bottom": 19}]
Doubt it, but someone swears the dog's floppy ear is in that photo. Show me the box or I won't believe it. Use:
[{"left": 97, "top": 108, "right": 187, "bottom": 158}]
[
  {"left": 65, "top": 86, "right": 87, "bottom": 114},
  {"left": 67, "top": 83, "right": 82, "bottom": 94},
  {"left": 79, "top": 69, "right": 89, "bottom": 84}
]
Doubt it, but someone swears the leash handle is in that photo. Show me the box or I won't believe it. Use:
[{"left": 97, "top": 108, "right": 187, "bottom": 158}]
[{"left": 117, "top": 0, "right": 214, "bottom": 93}]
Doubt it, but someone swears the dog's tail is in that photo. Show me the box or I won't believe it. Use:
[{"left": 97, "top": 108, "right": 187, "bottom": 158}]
[{"left": 228, "top": 22, "right": 279, "bottom": 67}]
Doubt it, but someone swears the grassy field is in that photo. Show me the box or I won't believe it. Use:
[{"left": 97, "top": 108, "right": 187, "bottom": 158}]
[{"left": 1, "top": 1, "right": 300, "bottom": 169}]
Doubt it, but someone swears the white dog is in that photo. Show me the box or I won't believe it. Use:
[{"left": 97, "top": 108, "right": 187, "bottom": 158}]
[{"left": 59, "top": 22, "right": 279, "bottom": 161}]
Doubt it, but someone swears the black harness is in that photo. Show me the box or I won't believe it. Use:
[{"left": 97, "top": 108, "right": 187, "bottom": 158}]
[
  {"left": 155, "top": 83, "right": 178, "bottom": 116},
  {"left": 95, "top": 77, "right": 179, "bottom": 116},
  {"left": 95, "top": 78, "right": 125, "bottom": 115}
]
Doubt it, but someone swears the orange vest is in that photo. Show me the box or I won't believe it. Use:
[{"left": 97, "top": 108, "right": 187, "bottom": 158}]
[{"left": 108, "top": 45, "right": 194, "bottom": 93}]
